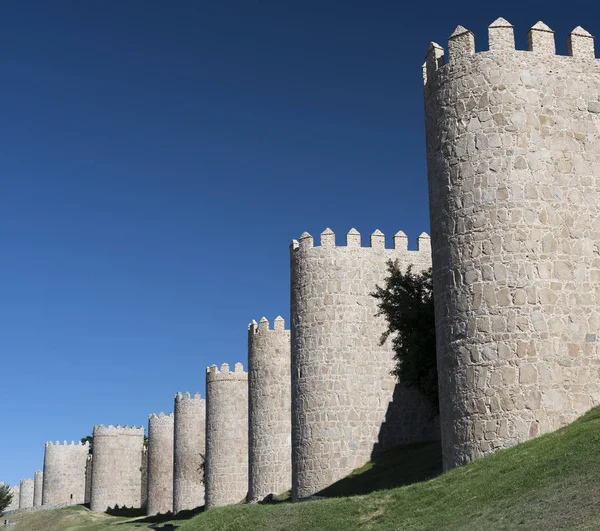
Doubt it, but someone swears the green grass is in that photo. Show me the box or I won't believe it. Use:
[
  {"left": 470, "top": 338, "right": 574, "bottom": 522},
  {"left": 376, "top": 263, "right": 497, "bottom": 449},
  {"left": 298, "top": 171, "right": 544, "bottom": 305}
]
[
  {"left": 6, "top": 407, "right": 600, "bottom": 530},
  {"left": 180, "top": 407, "right": 600, "bottom": 530}
]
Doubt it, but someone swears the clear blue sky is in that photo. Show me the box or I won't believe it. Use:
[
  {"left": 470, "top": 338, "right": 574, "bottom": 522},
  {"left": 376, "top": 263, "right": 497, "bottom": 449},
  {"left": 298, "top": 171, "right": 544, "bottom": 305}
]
[{"left": 1, "top": 1, "right": 596, "bottom": 486}]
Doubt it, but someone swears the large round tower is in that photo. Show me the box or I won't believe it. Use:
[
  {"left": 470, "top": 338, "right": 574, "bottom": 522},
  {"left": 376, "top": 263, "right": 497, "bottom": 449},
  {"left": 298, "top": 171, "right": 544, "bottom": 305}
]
[
  {"left": 424, "top": 19, "right": 600, "bottom": 469},
  {"left": 204, "top": 362, "right": 248, "bottom": 510},
  {"left": 42, "top": 441, "right": 88, "bottom": 505},
  {"left": 146, "top": 413, "right": 174, "bottom": 515},
  {"left": 290, "top": 228, "right": 437, "bottom": 499},
  {"left": 173, "top": 392, "right": 205, "bottom": 513},
  {"left": 89, "top": 425, "right": 144, "bottom": 512},
  {"left": 19, "top": 479, "right": 34, "bottom": 509},
  {"left": 248, "top": 316, "right": 291, "bottom": 502}
]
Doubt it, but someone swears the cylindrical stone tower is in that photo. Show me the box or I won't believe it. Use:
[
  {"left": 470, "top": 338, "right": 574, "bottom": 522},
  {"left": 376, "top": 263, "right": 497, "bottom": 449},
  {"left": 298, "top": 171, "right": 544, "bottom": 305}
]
[
  {"left": 291, "top": 228, "right": 438, "bottom": 499},
  {"left": 6, "top": 486, "right": 19, "bottom": 512},
  {"left": 42, "top": 441, "right": 89, "bottom": 505},
  {"left": 248, "top": 316, "right": 291, "bottom": 502},
  {"left": 146, "top": 412, "right": 174, "bottom": 515},
  {"left": 173, "top": 391, "right": 206, "bottom": 513},
  {"left": 33, "top": 470, "right": 43, "bottom": 507},
  {"left": 90, "top": 425, "right": 144, "bottom": 512},
  {"left": 19, "top": 479, "right": 34, "bottom": 509},
  {"left": 205, "top": 362, "right": 248, "bottom": 510},
  {"left": 424, "top": 19, "right": 600, "bottom": 469}
]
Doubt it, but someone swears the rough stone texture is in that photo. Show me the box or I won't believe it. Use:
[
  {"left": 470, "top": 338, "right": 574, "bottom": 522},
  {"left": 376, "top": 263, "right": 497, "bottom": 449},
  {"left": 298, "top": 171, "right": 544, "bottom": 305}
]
[
  {"left": 248, "top": 317, "right": 291, "bottom": 502},
  {"left": 90, "top": 425, "right": 144, "bottom": 512},
  {"left": 140, "top": 446, "right": 148, "bottom": 510},
  {"left": 424, "top": 20, "right": 600, "bottom": 470},
  {"left": 6, "top": 486, "right": 19, "bottom": 512},
  {"left": 568, "top": 27, "right": 595, "bottom": 60},
  {"left": 290, "top": 228, "right": 439, "bottom": 499},
  {"left": 42, "top": 441, "right": 88, "bottom": 506},
  {"left": 33, "top": 471, "right": 43, "bottom": 507},
  {"left": 205, "top": 363, "right": 248, "bottom": 510},
  {"left": 146, "top": 413, "right": 174, "bottom": 515},
  {"left": 85, "top": 455, "right": 93, "bottom": 504},
  {"left": 19, "top": 479, "right": 34, "bottom": 509},
  {"left": 173, "top": 392, "right": 205, "bottom": 513}
]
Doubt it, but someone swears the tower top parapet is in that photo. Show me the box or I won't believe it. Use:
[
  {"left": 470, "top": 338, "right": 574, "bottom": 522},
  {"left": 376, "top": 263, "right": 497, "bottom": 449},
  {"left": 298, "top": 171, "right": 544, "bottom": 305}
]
[
  {"left": 206, "top": 362, "right": 247, "bottom": 383},
  {"left": 424, "top": 18, "right": 597, "bottom": 85}
]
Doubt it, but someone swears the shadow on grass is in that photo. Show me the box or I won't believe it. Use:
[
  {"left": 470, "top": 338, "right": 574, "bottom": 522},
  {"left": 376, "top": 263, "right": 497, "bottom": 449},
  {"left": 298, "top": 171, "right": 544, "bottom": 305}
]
[
  {"left": 113, "top": 506, "right": 204, "bottom": 529},
  {"left": 316, "top": 440, "right": 443, "bottom": 498}
]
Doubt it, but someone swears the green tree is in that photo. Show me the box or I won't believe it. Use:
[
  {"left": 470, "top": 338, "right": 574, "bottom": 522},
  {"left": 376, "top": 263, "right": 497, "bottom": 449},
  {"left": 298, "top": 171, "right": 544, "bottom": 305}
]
[
  {"left": 0, "top": 483, "right": 14, "bottom": 514},
  {"left": 80, "top": 435, "right": 93, "bottom": 454},
  {"left": 372, "top": 262, "right": 438, "bottom": 412}
]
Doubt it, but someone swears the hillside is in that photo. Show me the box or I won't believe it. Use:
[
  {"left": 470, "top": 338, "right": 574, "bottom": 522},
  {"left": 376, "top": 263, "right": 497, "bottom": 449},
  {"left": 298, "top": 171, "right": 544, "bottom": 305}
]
[{"left": 4, "top": 407, "right": 600, "bottom": 530}]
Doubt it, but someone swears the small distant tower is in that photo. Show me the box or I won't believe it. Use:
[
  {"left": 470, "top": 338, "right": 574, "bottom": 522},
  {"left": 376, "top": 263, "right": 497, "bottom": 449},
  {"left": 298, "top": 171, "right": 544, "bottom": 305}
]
[
  {"left": 6, "top": 486, "right": 19, "bottom": 512},
  {"left": 248, "top": 317, "right": 291, "bottom": 502},
  {"left": 146, "top": 413, "right": 174, "bottom": 515},
  {"left": 173, "top": 392, "right": 206, "bottom": 513},
  {"left": 205, "top": 363, "right": 248, "bottom": 510},
  {"left": 290, "top": 228, "right": 437, "bottom": 499},
  {"left": 89, "top": 425, "right": 144, "bottom": 512},
  {"left": 33, "top": 470, "right": 43, "bottom": 507},
  {"left": 19, "top": 479, "right": 34, "bottom": 509},
  {"left": 42, "top": 441, "right": 89, "bottom": 505}
]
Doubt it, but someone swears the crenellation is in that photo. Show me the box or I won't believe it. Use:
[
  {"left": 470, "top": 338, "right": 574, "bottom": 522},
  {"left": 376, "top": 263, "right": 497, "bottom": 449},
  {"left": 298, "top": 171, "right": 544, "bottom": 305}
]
[
  {"left": 320, "top": 227, "right": 335, "bottom": 247},
  {"left": 448, "top": 25, "right": 475, "bottom": 62},
  {"left": 488, "top": 17, "right": 515, "bottom": 51},
  {"left": 568, "top": 26, "right": 595, "bottom": 59},
  {"left": 370, "top": 229, "right": 385, "bottom": 250},
  {"left": 425, "top": 42, "right": 445, "bottom": 85},
  {"left": 528, "top": 21, "right": 555, "bottom": 55},
  {"left": 346, "top": 227, "right": 361, "bottom": 247}
]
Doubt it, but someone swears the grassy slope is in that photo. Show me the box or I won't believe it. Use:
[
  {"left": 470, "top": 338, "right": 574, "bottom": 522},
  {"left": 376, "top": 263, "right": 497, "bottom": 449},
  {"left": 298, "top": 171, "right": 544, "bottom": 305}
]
[
  {"left": 180, "top": 407, "right": 600, "bottom": 531},
  {"left": 5, "top": 408, "right": 600, "bottom": 530}
]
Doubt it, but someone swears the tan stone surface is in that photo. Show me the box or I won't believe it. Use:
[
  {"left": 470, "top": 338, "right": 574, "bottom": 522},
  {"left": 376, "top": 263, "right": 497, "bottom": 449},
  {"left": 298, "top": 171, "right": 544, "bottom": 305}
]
[
  {"left": 42, "top": 441, "right": 88, "bottom": 506},
  {"left": 146, "top": 413, "right": 174, "bottom": 515}
]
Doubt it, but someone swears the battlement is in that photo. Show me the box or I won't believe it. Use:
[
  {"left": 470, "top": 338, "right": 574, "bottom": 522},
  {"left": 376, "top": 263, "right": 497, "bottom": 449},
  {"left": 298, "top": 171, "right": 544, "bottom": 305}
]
[
  {"left": 290, "top": 228, "right": 431, "bottom": 253},
  {"left": 148, "top": 412, "right": 174, "bottom": 427},
  {"left": 206, "top": 362, "right": 247, "bottom": 382},
  {"left": 424, "top": 18, "right": 597, "bottom": 85},
  {"left": 45, "top": 440, "right": 89, "bottom": 448},
  {"left": 248, "top": 316, "right": 289, "bottom": 335},
  {"left": 93, "top": 424, "right": 145, "bottom": 437},
  {"left": 174, "top": 391, "right": 203, "bottom": 402}
]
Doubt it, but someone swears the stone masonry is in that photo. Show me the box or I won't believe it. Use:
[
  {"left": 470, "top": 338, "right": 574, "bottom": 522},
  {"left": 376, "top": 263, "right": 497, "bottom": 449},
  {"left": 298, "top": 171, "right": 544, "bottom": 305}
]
[
  {"left": 90, "top": 425, "right": 144, "bottom": 512},
  {"left": 290, "top": 228, "right": 439, "bottom": 499},
  {"left": 205, "top": 363, "right": 248, "bottom": 510},
  {"left": 19, "top": 479, "right": 34, "bottom": 509},
  {"left": 248, "top": 316, "right": 291, "bottom": 502},
  {"left": 146, "top": 412, "right": 174, "bottom": 515},
  {"left": 6, "top": 486, "right": 19, "bottom": 512},
  {"left": 33, "top": 470, "right": 43, "bottom": 507},
  {"left": 85, "top": 455, "right": 92, "bottom": 504},
  {"left": 424, "top": 19, "right": 600, "bottom": 469},
  {"left": 42, "top": 441, "right": 88, "bottom": 505},
  {"left": 141, "top": 445, "right": 148, "bottom": 510},
  {"left": 173, "top": 392, "right": 206, "bottom": 513}
]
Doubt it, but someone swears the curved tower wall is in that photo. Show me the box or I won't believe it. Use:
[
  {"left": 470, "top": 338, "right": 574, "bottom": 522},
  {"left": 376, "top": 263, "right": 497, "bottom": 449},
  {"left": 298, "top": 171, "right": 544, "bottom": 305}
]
[
  {"left": 19, "top": 479, "right": 34, "bottom": 509},
  {"left": 85, "top": 455, "right": 93, "bottom": 504},
  {"left": 33, "top": 470, "right": 43, "bottom": 507},
  {"left": 173, "top": 392, "right": 206, "bottom": 513},
  {"left": 42, "top": 441, "right": 89, "bottom": 505},
  {"left": 248, "top": 316, "right": 291, "bottom": 502},
  {"left": 6, "top": 486, "right": 19, "bottom": 512},
  {"left": 291, "top": 228, "right": 437, "bottom": 499},
  {"left": 424, "top": 20, "right": 600, "bottom": 469},
  {"left": 205, "top": 363, "right": 248, "bottom": 510},
  {"left": 89, "top": 425, "right": 144, "bottom": 512},
  {"left": 146, "top": 413, "right": 174, "bottom": 515}
]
